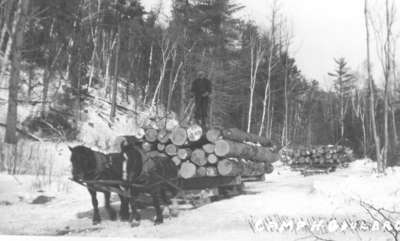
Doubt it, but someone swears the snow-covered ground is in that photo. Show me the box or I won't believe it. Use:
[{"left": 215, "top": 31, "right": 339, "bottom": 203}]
[{"left": 0, "top": 159, "right": 399, "bottom": 241}]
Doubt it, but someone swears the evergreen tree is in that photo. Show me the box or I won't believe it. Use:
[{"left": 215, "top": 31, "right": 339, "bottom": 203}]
[{"left": 328, "top": 57, "right": 355, "bottom": 139}]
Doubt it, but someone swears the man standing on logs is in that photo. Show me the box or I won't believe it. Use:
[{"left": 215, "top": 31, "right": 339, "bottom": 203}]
[{"left": 191, "top": 71, "right": 212, "bottom": 128}]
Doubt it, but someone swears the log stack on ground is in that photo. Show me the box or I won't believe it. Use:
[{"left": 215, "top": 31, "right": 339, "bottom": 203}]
[
  {"left": 118, "top": 123, "right": 279, "bottom": 180},
  {"left": 280, "top": 145, "right": 354, "bottom": 174}
]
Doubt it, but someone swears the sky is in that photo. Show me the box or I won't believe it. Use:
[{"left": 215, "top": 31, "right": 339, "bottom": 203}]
[{"left": 142, "top": 0, "right": 389, "bottom": 89}]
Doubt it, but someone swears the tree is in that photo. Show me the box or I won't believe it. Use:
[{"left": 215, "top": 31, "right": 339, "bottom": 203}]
[
  {"left": 328, "top": 57, "right": 355, "bottom": 140},
  {"left": 364, "top": 0, "right": 383, "bottom": 172},
  {"left": 247, "top": 30, "right": 265, "bottom": 133},
  {"left": 5, "top": 0, "right": 30, "bottom": 144},
  {"left": 259, "top": 0, "right": 278, "bottom": 137}
]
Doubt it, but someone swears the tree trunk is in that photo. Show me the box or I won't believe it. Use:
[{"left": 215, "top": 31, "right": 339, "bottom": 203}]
[
  {"left": 190, "top": 149, "right": 207, "bottom": 166},
  {"left": 177, "top": 148, "right": 192, "bottom": 160},
  {"left": 187, "top": 124, "right": 203, "bottom": 142},
  {"left": 27, "top": 63, "right": 34, "bottom": 100},
  {"left": 179, "top": 161, "right": 196, "bottom": 179},
  {"left": 214, "top": 139, "right": 277, "bottom": 163},
  {"left": 143, "top": 43, "right": 153, "bottom": 104},
  {"left": 217, "top": 159, "right": 242, "bottom": 176},
  {"left": 172, "top": 156, "right": 182, "bottom": 166},
  {"left": 222, "top": 128, "right": 272, "bottom": 146},
  {"left": 259, "top": 6, "right": 276, "bottom": 136},
  {"left": 165, "top": 144, "right": 178, "bottom": 156},
  {"left": 157, "top": 129, "right": 170, "bottom": 143},
  {"left": 202, "top": 143, "right": 215, "bottom": 154},
  {"left": 41, "top": 69, "right": 50, "bottom": 116},
  {"left": 206, "top": 166, "right": 218, "bottom": 177},
  {"left": 207, "top": 153, "right": 218, "bottom": 164},
  {"left": 110, "top": 28, "right": 120, "bottom": 121},
  {"left": 364, "top": 0, "right": 382, "bottom": 172},
  {"left": 5, "top": 0, "right": 29, "bottom": 144},
  {"left": 145, "top": 128, "right": 158, "bottom": 142},
  {"left": 196, "top": 166, "right": 207, "bottom": 177},
  {"left": 170, "top": 127, "right": 187, "bottom": 146},
  {"left": 1, "top": 0, "right": 18, "bottom": 79}
]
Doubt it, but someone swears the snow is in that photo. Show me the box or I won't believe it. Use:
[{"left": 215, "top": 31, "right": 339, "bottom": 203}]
[{"left": 0, "top": 159, "right": 399, "bottom": 240}]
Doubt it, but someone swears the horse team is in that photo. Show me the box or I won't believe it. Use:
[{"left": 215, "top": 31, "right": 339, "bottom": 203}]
[{"left": 69, "top": 137, "right": 178, "bottom": 227}]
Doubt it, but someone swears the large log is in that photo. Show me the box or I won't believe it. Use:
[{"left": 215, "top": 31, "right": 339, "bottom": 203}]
[
  {"left": 202, "top": 144, "right": 215, "bottom": 154},
  {"left": 206, "top": 166, "right": 218, "bottom": 177},
  {"left": 207, "top": 154, "right": 218, "bottom": 164},
  {"left": 187, "top": 124, "right": 203, "bottom": 142},
  {"left": 157, "top": 143, "right": 165, "bottom": 152},
  {"left": 145, "top": 128, "right": 158, "bottom": 142},
  {"left": 240, "top": 160, "right": 265, "bottom": 176},
  {"left": 179, "top": 161, "right": 197, "bottom": 179},
  {"left": 156, "top": 118, "right": 167, "bottom": 129},
  {"left": 206, "top": 128, "right": 221, "bottom": 143},
  {"left": 222, "top": 128, "right": 272, "bottom": 147},
  {"left": 196, "top": 166, "right": 207, "bottom": 177},
  {"left": 157, "top": 129, "right": 170, "bottom": 144},
  {"left": 177, "top": 148, "right": 192, "bottom": 160},
  {"left": 215, "top": 139, "right": 278, "bottom": 163},
  {"left": 217, "top": 159, "right": 242, "bottom": 176},
  {"left": 165, "top": 144, "right": 177, "bottom": 156},
  {"left": 142, "top": 142, "right": 153, "bottom": 152},
  {"left": 172, "top": 156, "right": 182, "bottom": 166},
  {"left": 166, "top": 119, "right": 179, "bottom": 131},
  {"left": 190, "top": 149, "right": 207, "bottom": 166},
  {"left": 170, "top": 127, "right": 187, "bottom": 146}
]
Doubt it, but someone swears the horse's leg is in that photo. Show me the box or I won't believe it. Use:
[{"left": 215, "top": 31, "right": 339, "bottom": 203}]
[
  {"left": 88, "top": 189, "right": 101, "bottom": 225},
  {"left": 129, "top": 188, "right": 141, "bottom": 227},
  {"left": 104, "top": 191, "right": 117, "bottom": 221},
  {"left": 161, "top": 186, "right": 171, "bottom": 205},
  {"left": 151, "top": 188, "right": 163, "bottom": 225},
  {"left": 119, "top": 194, "right": 129, "bottom": 221}
]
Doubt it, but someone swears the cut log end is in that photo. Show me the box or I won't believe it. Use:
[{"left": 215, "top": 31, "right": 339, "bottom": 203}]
[
  {"left": 170, "top": 127, "right": 187, "bottom": 146},
  {"left": 179, "top": 161, "right": 197, "bottom": 179},
  {"left": 190, "top": 149, "right": 207, "bottom": 166},
  {"left": 145, "top": 128, "right": 158, "bottom": 142},
  {"left": 165, "top": 144, "right": 177, "bottom": 156},
  {"left": 187, "top": 124, "right": 203, "bottom": 142},
  {"left": 217, "top": 159, "right": 242, "bottom": 176},
  {"left": 206, "top": 129, "right": 221, "bottom": 143}
]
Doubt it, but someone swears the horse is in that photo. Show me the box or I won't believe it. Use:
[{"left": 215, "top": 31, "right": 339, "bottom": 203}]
[
  {"left": 120, "top": 141, "right": 178, "bottom": 226},
  {"left": 69, "top": 145, "right": 130, "bottom": 225}
]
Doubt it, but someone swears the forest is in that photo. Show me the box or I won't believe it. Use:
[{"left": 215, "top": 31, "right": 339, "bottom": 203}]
[{"left": 0, "top": 0, "right": 399, "bottom": 173}]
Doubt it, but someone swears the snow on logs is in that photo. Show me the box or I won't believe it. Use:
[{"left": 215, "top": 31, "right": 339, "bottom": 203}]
[{"left": 124, "top": 123, "right": 278, "bottom": 179}]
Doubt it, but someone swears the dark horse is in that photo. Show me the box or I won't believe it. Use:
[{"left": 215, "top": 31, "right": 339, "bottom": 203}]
[
  {"left": 120, "top": 141, "right": 178, "bottom": 226},
  {"left": 69, "top": 145, "right": 130, "bottom": 225}
]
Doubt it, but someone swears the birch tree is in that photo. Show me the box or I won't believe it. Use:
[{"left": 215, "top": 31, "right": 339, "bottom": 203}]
[
  {"left": 247, "top": 32, "right": 265, "bottom": 133},
  {"left": 259, "top": 0, "right": 278, "bottom": 136},
  {"left": 151, "top": 33, "right": 176, "bottom": 107},
  {"left": 364, "top": 0, "right": 382, "bottom": 172}
]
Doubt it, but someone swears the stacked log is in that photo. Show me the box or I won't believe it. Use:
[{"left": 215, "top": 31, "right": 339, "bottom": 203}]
[
  {"left": 280, "top": 145, "right": 354, "bottom": 172},
  {"left": 120, "top": 125, "right": 279, "bottom": 180}
]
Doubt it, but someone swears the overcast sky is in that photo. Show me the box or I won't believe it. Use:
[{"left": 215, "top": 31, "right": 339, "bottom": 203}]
[{"left": 142, "top": 0, "right": 394, "bottom": 89}]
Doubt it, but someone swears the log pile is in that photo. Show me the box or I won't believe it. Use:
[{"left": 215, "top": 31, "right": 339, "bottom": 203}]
[
  {"left": 122, "top": 125, "right": 279, "bottom": 179},
  {"left": 280, "top": 145, "right": 354, "bottom": 173}
]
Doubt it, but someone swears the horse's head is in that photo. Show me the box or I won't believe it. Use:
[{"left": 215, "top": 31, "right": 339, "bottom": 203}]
[{"left": 69, "top": 145, "right": 96, "bottom": 181}]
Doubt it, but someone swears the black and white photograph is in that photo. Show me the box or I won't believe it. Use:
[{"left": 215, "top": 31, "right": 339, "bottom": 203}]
[{"left": 0, "top": 0, "right": 399, "bottom": 240}]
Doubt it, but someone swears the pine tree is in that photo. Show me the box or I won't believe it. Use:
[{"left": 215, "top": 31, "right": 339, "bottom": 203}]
[{"left": 328, "top": 57, "right": 355, "bottom": 139}]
